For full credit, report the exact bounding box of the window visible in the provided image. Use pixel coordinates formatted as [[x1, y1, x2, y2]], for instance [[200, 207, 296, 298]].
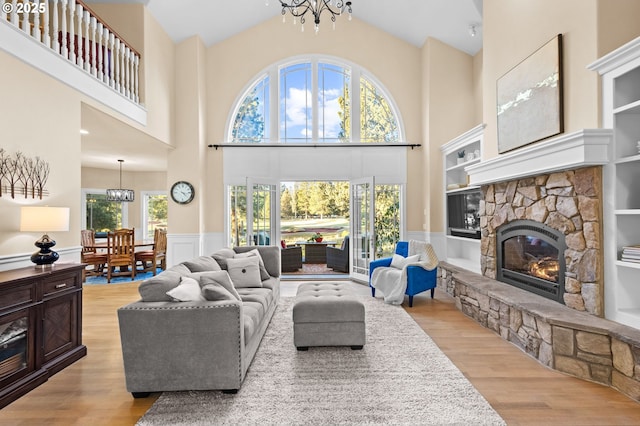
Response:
[[229, 57, 400, 144], [141, 192, 168, 239], [84, 192, 125, 232]]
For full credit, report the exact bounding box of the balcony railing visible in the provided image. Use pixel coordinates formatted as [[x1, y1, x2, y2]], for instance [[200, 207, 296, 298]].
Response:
[[2, 0, 140, 104]]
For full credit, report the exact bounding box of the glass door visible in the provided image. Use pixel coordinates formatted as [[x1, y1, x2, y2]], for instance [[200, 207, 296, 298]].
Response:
[[247, 178, 279, 246], [350, 177, 375, 282]]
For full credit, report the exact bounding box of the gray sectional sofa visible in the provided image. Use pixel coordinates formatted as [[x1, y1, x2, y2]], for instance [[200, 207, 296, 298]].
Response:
[[117, 245, 280, 397]]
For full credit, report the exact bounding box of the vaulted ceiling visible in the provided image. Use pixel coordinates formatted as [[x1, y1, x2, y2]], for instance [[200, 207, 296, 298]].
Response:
[[80, 0, 484, 171]]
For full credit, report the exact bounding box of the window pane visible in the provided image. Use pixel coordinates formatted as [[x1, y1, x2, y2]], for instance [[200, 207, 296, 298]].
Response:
[[360, 77, 399, 143], [318, 63, 350, 142], [86, 193, 122, 232], [375, 184, 401, 257], [144, 194, 167, 239], [231, 76, 269, 143], [229, 185, 247, 247], [280, 63, 312, 142]]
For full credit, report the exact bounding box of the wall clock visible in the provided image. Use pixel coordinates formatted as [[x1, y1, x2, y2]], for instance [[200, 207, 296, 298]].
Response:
[[171, 181, 195, 204]]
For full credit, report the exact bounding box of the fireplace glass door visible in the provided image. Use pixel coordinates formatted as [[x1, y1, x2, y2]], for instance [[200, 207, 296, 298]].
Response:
[[496, 220, 566, 303]]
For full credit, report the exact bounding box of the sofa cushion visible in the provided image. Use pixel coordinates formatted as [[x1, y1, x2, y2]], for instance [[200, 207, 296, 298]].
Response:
[[234, 249, 270, 281], [195, 271, 241, 301], [166, 263, 191, 275], [226, 256, 262, 288], [182, 256, 222, 272], [166, 277, 205, 302], [211, 248, 236, 270], [202, 283, 236, 301], [138, 271, 183, 302], [242, 301, 263, 344], [237, 288, 273, 313]]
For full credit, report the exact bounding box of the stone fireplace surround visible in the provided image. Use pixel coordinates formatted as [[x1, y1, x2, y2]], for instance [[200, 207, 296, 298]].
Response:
[[436, 129, 640, 402]]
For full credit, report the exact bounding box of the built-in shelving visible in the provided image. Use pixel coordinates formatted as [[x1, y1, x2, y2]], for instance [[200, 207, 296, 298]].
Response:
[[589, 35, 640, 330], [440, 124, 485, 274]]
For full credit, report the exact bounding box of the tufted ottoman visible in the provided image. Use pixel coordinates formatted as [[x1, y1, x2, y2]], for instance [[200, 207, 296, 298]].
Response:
[[293, 282, 366, 350]]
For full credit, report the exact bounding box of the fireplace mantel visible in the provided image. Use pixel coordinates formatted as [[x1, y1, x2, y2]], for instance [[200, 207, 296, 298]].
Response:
[[466, 129, 612, 186]]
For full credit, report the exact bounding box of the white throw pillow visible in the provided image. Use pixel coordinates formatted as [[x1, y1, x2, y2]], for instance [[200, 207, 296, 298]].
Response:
[[390, 254, 421, 270], [166, 276, 205, 302], [226, 256, 262, 288]]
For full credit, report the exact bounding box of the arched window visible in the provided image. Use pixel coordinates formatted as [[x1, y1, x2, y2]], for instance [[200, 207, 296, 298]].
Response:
[[229, 57, 401, 144]]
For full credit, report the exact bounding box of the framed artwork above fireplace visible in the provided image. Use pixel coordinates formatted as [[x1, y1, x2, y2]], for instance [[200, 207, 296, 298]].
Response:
[[496, 34, 564, 153]]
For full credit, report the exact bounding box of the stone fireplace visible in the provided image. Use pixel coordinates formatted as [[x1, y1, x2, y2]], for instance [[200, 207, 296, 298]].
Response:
[[480, 167, 603, 316]]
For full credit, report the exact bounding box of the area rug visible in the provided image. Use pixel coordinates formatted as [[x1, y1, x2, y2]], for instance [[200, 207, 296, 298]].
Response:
[[84, 268, 162, 284], [137, 298, 505, 425]]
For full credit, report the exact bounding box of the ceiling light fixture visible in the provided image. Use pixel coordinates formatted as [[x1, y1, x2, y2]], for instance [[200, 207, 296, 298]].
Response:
[[106, 159, 135, 202], [269, 0, 353, 34]]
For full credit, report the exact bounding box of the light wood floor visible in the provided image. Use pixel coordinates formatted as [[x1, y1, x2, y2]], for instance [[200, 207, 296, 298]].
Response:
[[0, 282, 639, 425]]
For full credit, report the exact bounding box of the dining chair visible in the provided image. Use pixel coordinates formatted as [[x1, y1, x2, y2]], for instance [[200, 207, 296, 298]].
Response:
[[135, 228, 167, 276], [106, 228, 136, 283], [80, 229, 108, 281]]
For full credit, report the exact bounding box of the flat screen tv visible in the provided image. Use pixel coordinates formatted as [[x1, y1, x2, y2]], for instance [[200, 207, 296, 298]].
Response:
[[447, 189, 481, 239]]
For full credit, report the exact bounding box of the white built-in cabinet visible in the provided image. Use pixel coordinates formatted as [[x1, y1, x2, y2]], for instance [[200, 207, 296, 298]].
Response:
[[589, 36, 640, 329], [440, 124, 485, 273]]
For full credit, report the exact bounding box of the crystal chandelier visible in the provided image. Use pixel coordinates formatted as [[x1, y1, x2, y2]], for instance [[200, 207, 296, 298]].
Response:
[[106, 159, 135, 202], [273, 0, 353, 34]]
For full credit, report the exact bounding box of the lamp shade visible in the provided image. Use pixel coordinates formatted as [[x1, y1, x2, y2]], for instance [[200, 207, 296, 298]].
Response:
[[20, 207, 70, 232]]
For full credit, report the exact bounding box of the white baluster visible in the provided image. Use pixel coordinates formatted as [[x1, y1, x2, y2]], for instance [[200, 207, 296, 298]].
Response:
[[83, 10, 90, 72], [20, 0, 29, 32], [129, 48, 134, 100], [124, 46, 130, 98], [10, 0, 17, 26], [134, 55, 139, 103], [68, 0, 76, 63], [60, 0, 68, 58], [103, 27, 109, 83], [96, 22, 103, 80], [90, 16, 97, 77], [32, 0, 41, 42], [108, 33, 115, 88], [114, 38, 121, 92], [75, 4, 83, 67], [52, 0, 59, 53], [43, 0, 50, 48]]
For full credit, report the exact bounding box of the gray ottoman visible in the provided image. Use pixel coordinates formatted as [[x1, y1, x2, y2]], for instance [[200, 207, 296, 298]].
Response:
[[293, 282, 366, 350]]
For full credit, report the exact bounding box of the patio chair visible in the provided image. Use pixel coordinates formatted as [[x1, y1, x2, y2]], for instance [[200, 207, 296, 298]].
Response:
[[326, 235, 349, 273], [281, 245, 303, 272]]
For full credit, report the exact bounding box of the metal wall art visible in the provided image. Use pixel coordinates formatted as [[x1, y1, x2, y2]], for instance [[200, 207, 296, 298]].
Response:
[[0, 149, 50, 199]]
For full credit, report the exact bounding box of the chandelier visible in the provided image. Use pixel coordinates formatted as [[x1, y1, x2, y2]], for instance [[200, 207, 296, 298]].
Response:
[[106, 159, 135, 202], [274, 0, 353, 33]]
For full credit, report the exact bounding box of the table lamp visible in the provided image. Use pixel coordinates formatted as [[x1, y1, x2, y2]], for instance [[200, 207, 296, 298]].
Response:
[[20, 206, 70, 267]]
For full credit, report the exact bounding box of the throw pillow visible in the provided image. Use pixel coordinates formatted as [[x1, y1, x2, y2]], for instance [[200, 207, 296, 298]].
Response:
[[182, 255, 222, 272], [226, 256, 262, 288], [166, 276, 205, 302], [194, 271, 241, 300], [138, 270, 183, 302], [201, 283, 236, 301], [390, 254, 421, 270], [211, 248, 236, 270], [234, 249, 270, 281]]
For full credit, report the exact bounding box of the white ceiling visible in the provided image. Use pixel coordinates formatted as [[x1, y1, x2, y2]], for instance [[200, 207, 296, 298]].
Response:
[[81, 0, 483, 171]]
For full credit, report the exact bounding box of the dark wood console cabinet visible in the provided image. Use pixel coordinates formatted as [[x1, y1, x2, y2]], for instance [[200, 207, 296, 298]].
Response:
[[0, 263, 86, 409]]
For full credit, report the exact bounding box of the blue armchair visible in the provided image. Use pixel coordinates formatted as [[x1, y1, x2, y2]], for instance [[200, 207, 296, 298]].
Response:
[[369, 241, 437, 307]]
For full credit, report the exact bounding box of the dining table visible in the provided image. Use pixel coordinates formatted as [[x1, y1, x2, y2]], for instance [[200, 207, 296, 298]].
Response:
[[83, 240, 155, 274]]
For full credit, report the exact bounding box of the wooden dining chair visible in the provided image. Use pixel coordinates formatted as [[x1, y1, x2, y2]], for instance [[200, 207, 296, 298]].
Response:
[[106, 228, 136, 283], [135, 228, 167, 276], [80, 229, 108, 281]]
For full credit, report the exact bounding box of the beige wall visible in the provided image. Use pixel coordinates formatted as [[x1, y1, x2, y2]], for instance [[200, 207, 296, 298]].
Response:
[[204, 16, 423, 233], [0, 52, 82, 255], [422, 38, 476, 233]]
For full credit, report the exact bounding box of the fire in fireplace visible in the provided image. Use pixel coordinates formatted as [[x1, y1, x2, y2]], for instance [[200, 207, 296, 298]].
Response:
[[496, 220, 566, 303]]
